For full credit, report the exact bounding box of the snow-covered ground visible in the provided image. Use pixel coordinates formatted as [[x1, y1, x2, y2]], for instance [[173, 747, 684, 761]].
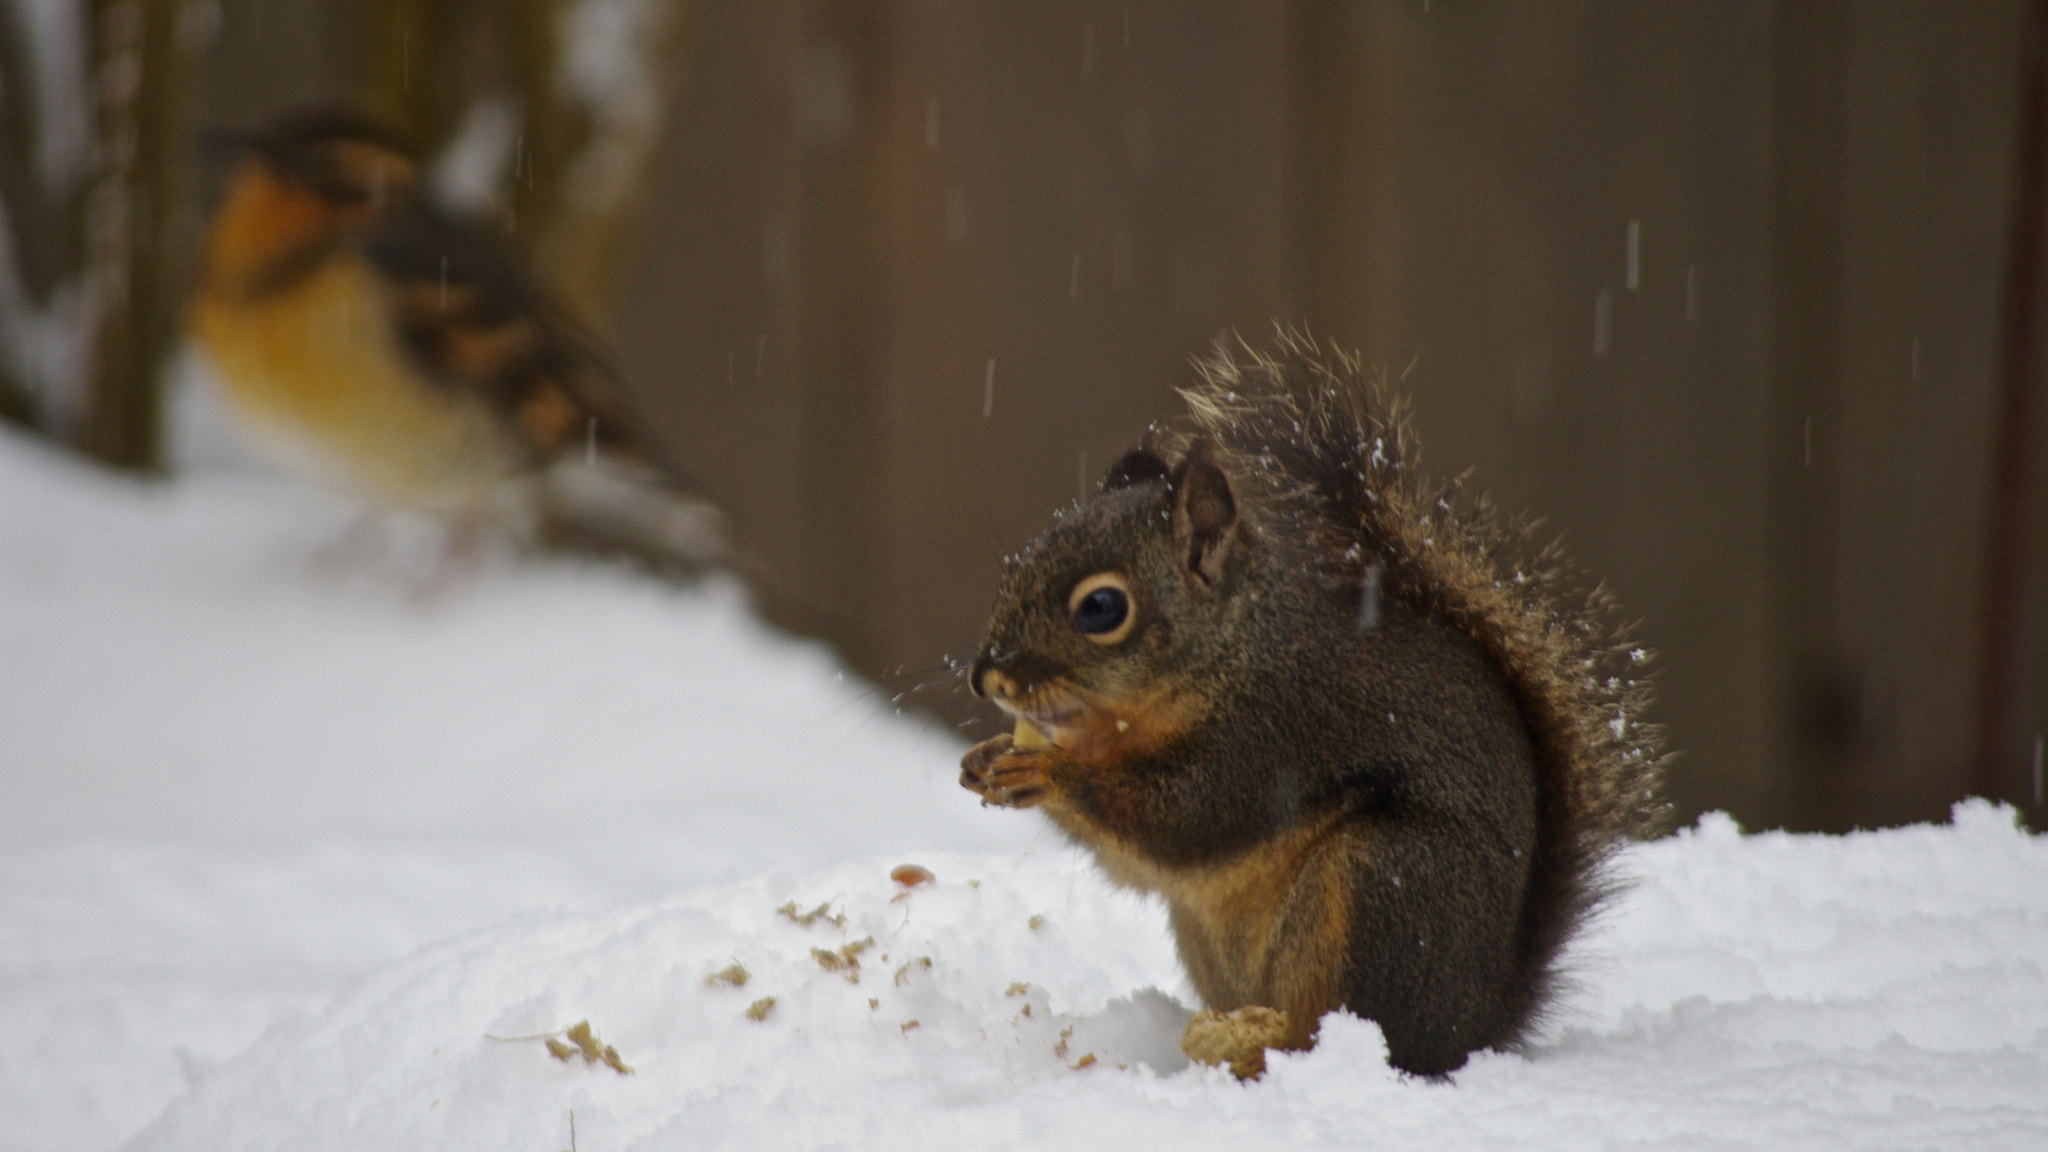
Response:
[[3, 424, 2045, 1151]]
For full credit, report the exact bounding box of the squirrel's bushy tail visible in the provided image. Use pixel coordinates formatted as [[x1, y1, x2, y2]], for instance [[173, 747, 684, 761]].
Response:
[[1172, 326, 1668, 1040]]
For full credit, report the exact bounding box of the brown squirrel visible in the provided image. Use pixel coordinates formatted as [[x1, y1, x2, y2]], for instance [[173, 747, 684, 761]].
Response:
[[959, 331, 1665, 1077]]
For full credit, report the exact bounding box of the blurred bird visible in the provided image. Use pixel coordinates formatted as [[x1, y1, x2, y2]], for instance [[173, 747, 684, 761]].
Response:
[[189, 107, 723, 573]]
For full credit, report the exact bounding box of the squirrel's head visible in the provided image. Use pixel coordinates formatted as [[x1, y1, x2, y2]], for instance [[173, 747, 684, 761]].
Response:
[[969, 436, 1256, 754]]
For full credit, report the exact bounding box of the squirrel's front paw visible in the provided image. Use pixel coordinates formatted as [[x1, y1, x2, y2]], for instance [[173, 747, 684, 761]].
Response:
[[959, 734, 1052, 809]]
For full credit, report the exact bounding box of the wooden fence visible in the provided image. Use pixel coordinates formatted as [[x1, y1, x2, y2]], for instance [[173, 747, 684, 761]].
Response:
[[16, 0, 2043, 832]]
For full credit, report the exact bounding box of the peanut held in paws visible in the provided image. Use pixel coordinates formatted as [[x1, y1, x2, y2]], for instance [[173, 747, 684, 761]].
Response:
[[1011, 717, 1053, 749]]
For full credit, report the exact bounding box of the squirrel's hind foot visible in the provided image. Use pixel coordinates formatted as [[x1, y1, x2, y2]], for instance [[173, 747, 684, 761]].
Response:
[[1181, 1006, 1295, 1081]]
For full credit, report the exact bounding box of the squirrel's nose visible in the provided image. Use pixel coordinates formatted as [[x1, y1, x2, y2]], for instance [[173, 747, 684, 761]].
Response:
[[970, 655, 1016, 702]]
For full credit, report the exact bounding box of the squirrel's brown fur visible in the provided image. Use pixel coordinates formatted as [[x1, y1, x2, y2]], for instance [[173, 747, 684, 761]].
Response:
[[960, 329, 1665, 1076]]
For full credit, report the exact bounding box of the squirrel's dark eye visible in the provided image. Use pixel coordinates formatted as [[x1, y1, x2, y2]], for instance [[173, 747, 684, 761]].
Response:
[[1067, 572, 1136, 644], [1075, 587, 1127, 633]]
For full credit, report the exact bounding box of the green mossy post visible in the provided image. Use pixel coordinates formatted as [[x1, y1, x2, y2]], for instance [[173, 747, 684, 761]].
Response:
[[514, 0, 702, 331], [362, 0, 463, 160], [361, 0, 698, 335]]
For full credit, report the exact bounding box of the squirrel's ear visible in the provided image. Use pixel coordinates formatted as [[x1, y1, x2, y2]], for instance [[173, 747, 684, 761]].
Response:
[[1171, 439, 1237, 586], [1103, 445, 1172, 491]]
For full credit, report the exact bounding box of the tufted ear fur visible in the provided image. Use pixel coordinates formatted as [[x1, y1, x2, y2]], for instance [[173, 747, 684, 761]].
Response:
[[1103, 444, 1173, 491], [1171, 438, 1238, 586]]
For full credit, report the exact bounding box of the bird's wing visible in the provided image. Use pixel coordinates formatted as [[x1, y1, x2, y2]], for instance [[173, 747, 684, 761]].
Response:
[[362, 203, 656, 470]]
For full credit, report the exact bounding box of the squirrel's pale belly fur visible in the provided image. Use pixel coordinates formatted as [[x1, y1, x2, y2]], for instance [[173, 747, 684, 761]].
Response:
[[962, 331, 1665, 1077], [1082, 811, 1361, 1050]]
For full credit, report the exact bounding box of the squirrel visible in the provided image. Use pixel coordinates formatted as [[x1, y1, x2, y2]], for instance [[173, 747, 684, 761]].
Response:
[[959, 330, 1665, 1077]]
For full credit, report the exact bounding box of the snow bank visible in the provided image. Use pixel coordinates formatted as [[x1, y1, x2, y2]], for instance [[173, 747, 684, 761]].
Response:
[[3, 428, 2045, 1151], [0, 427, 1035, 1151], [128, 808, 2048, 1152]]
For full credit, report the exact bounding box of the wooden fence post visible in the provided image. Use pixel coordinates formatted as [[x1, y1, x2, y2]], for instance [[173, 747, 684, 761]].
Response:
[[72, 0, 201, 471]]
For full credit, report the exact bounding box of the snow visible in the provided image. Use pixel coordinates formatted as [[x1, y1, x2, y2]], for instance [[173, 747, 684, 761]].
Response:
[[2, 424, 2045, 1151]]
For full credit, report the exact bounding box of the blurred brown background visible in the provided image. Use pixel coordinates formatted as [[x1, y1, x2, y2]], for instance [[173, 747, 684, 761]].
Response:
[[4, 0, 2044, 834]]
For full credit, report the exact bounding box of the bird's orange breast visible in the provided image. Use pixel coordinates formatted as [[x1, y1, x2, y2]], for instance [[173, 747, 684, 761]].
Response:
[[191, 253, 522, 508]]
